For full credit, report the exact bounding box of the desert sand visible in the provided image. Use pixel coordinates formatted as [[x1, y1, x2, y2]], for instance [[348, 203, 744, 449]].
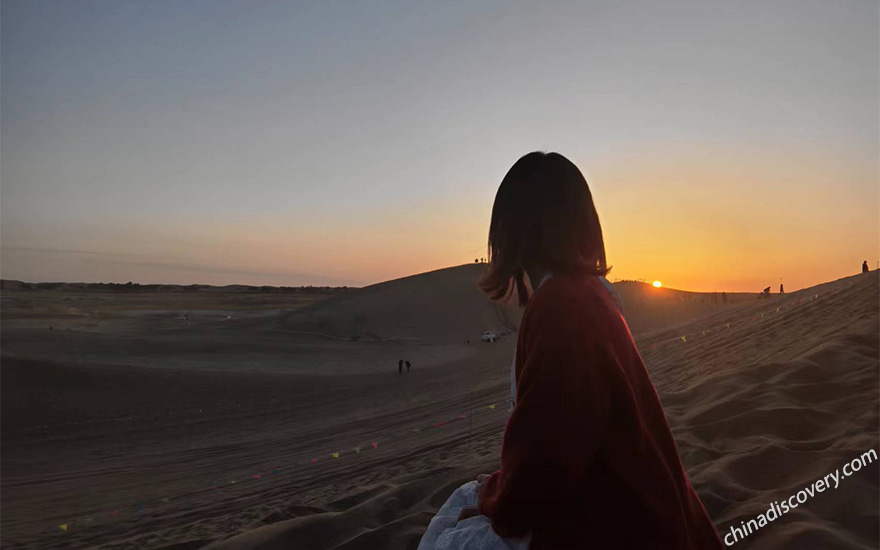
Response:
[[1, 264, 877, 549]]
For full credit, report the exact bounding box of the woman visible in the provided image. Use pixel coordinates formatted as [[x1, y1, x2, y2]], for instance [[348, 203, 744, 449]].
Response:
[[419, 152, 722, 549]]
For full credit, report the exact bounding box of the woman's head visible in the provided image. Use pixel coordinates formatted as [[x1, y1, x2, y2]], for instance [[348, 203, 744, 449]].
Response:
[[480, 151, 608, 305]]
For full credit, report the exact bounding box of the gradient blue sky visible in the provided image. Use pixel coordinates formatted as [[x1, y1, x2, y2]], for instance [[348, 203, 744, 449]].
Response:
[[2, 0, 878, 290]]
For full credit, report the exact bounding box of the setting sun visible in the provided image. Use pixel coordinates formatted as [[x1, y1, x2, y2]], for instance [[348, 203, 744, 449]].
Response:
[[653, 281, 662, 288]]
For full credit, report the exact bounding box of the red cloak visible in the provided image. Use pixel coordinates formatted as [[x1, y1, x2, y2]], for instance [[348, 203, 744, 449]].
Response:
[[479, 272, 722, 549]]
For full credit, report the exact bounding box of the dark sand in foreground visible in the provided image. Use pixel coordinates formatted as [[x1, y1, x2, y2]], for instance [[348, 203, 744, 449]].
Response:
[[2, 266, 877, 549]]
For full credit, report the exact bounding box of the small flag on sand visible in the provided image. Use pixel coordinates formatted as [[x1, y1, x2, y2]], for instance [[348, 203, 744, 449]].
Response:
[[252, 474, 261, 479], [354, 446, 361, 453], [59, 524, 69, 532], [489, 404, 496, 409], [776, 307, 781, 313], [310, 458, 317, 464], [372, 442, 378, 449], [331, 452, 339, 458], [680, 336, 687, 343], [726, 323, 730, 329]]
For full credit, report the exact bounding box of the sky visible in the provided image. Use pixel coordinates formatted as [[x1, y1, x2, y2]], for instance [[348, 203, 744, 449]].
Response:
[[2, 0, 878, 291]]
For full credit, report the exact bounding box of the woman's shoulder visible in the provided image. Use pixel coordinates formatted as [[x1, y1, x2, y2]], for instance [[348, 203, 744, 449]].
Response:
[[519, 273, 632, 386], [523, 272, 620, 335], [528, 272, 610, 312]]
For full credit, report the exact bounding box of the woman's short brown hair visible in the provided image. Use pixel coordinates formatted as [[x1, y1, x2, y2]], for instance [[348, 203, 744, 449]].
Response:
[[479, 151, 609, 305]]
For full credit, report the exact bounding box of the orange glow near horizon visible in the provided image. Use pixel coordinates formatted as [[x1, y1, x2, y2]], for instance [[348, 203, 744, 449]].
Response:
[[2, 145, 877, 293], [587, 143, 879, 294]]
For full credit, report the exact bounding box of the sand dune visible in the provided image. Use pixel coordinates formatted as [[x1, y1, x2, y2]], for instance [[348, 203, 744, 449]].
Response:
[[281, 265, 521, 343], [280, 264, 760, 342], [612, 280, 760, 336], [1, 268, 877, 549]]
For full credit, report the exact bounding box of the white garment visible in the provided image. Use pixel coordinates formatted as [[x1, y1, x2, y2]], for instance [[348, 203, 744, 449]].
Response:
[[417, 481, 532, 550], [510, 271, 555, 407], [599, 276, 624, 313]]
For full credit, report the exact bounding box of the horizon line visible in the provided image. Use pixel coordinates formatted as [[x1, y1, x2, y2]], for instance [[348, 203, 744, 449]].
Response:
[[3, 264, 866, 295]]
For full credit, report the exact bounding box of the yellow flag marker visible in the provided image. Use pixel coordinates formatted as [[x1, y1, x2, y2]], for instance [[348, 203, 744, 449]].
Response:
[[489, 404, 496, 409], [354, 446, 361, 454], [331, 452, 339, 458], [726, 323, 731, 329], [776, 306, 781, 313], [680, 336, 686, 343], [59, 524, 69, 532]]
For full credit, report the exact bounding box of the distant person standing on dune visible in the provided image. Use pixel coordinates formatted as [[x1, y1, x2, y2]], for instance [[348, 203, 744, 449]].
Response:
[[419, 152, 721, 550], [863, 261, 869, 273], [406, 360, 411, 374], [398, 359, 403, 375], [780, 283, 784, 294]]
